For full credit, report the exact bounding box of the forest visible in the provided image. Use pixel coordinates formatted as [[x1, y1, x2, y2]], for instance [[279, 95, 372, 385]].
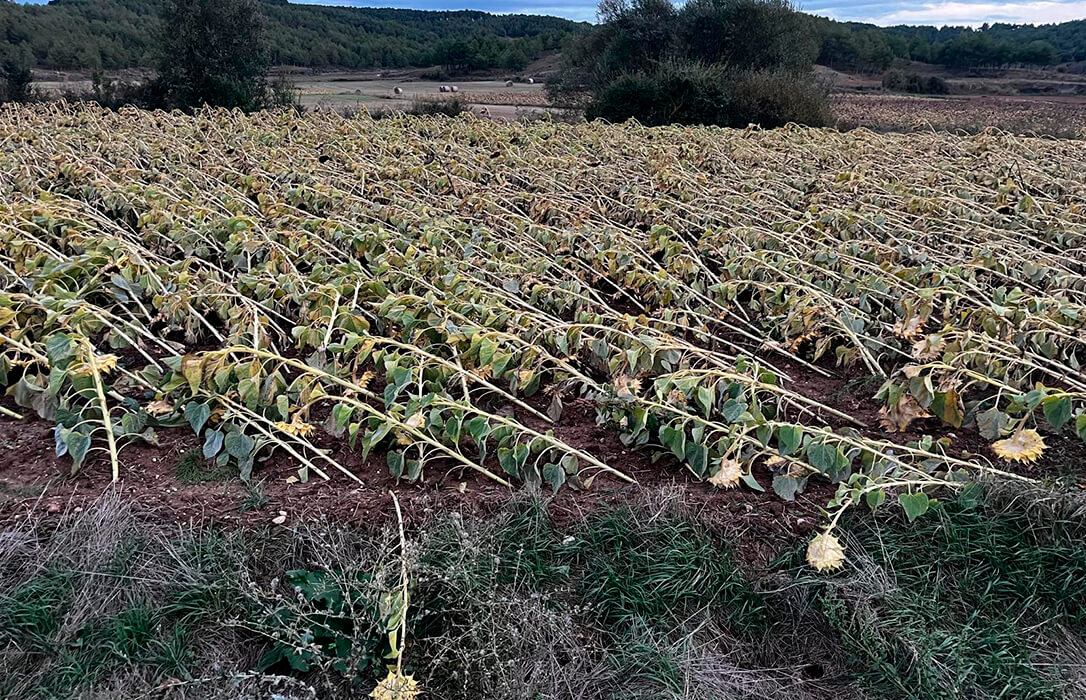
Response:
[[814, 17, 1086, 72], [1, 0, 1085, 73], [0, 0, 578, 70]]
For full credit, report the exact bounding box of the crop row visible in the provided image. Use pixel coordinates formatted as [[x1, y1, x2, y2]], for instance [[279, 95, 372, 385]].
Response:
[[1, 104, 1083, 566]]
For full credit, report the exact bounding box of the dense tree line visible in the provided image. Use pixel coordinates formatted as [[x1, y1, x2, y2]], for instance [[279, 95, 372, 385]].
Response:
[[2, 0, 1085, 76], [813, 18, 1081, 72], [0, 0, 577, 71]]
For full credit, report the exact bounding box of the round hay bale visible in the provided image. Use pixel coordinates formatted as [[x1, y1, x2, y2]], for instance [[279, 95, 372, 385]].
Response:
[[393, 86, 403, 95], [506, 80, 514, 87]]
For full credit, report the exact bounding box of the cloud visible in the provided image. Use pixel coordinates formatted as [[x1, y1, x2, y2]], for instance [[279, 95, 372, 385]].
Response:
[[807, 0, 1086, 25]]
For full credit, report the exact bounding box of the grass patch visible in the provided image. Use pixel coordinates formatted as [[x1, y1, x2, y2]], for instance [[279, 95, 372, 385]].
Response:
[[805, 487, 1086, 699], [569, 506, 766, 632], [173, 449, 233, 484], [5, 487, 1084, 698], [0, 569, 73, 650]]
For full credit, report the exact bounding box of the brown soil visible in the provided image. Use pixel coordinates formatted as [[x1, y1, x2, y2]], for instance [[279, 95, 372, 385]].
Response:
[[0, 395, 834, 570], [3, 354, 1079, 567]]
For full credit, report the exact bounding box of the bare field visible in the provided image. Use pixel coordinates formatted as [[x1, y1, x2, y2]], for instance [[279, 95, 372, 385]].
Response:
[[294, 75, 555, 120], [833, 92, 1086, 137]]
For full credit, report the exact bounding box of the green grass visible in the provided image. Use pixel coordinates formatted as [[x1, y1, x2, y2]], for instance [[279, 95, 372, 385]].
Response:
[[0, 569, 73, 651], [173, 448, 233, 484], [3, 487, 1085, 698], [568, 506, 766, 632], [808, 488, 1086, 699]]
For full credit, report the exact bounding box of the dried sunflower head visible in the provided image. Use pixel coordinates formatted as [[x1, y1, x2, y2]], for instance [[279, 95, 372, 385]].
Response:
[[878, 395, 931, 433], [665, 389, 688, 406], [992, 428, 1046, 463], [275, 414, 316, 438], [370, 671, 421, 700], [68, 353, 120, 376], [806, 532, 846, 572], [613, 375, 642, 399], [145, 399, 174, 416], [892, 315, 924, 340], [95, 353, 120, 374], [708, 459, 742, 489], [911, 333, 945, 361]]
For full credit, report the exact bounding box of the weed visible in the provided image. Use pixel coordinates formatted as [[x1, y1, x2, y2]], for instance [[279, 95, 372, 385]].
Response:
[[240, 479, 270, 512], [174, 448, 232, 484], [803, 487, 1086, 698]]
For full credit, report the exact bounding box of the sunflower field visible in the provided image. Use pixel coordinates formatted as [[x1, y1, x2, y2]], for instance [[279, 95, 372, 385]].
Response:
[[1, 104, 1084, 567]]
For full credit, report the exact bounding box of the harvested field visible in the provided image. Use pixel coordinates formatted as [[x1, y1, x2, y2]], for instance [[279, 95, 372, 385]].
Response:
[[833, 92, 1086, 137]]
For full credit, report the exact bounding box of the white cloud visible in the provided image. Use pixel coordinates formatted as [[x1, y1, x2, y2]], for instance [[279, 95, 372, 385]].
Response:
[[855, 0, 1086, 25]]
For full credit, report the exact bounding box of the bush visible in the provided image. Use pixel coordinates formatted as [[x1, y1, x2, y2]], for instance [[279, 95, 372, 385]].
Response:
[[882, 69, 950, 95], [587, 60, 730, 126], [728, 68, 831, 127], [0, 59, 35, 104], [587, 60, 828, 128], [554, 0, 828, 128], [154, 0, 280, 112], [370, 97, 469, 119], [925, 75, 950, 94], [407, 96, 467, 117]]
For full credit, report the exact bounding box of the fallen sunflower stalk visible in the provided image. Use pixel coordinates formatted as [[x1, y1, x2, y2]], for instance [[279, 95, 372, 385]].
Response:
[[1, 104, 1084, 571]]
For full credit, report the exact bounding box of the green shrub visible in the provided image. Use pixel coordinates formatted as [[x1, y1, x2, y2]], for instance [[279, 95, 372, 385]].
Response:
[[0, 59, 34, 104], [727, 68, 831, 127], [587, 60, 828, 128], [553, 0, 828, 127], [882, 69, 950, 95], [587, 60, 731, 126], [406, 96, 467, 117]]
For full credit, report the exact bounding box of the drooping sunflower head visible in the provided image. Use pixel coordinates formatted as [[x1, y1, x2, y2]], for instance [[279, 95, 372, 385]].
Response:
[[370, 671, 422, 700], [992, 428, 1046, 463], [708, 458, 742, 489], [806, 532, 846, 572]]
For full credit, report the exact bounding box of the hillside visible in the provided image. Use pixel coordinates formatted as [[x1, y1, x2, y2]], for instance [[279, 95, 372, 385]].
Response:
[[4, 0, 1086, 73], [0, 0, 582, 70]]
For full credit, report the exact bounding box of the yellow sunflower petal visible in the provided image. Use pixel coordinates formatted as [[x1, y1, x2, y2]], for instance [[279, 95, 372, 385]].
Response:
[[95, 354, 119, 374], [992, 428, 1046, 463], [806, 533, 846, 572], [274, 415, 316, 438]]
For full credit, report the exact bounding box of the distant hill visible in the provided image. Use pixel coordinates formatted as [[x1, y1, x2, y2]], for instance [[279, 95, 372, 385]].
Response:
[[0, 0, 584, 70], [2, 0, 1085, 74], [812, 16, 1086, 73]]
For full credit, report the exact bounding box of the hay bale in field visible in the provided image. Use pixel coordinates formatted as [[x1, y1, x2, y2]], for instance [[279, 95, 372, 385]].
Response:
[[393, 86, 403, 95], [450, 85, 458, 93], [506, 80, 514, 87], [527, 78, 535, 84]]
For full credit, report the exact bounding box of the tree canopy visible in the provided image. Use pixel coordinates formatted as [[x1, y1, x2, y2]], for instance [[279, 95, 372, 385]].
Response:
[[0, 0, 580, 71], [550, 0, 829, 128]]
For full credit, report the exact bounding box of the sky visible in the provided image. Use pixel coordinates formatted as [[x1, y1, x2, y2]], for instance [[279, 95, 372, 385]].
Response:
[[288, 0, 1086, 25], [17, 0, 1086, 28]]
